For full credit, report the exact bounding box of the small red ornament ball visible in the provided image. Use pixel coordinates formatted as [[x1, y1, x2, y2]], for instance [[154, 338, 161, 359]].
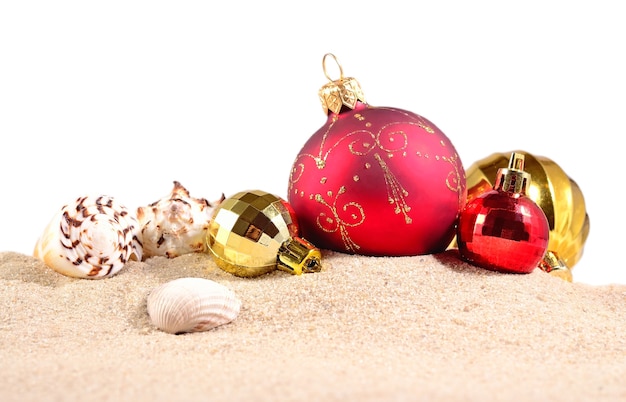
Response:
[[288, 101, 466, 256], [456, 176, 550, 274]]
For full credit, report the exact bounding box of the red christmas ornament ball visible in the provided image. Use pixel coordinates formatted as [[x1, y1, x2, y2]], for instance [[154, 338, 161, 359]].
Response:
[[456, 152, 550, 273], [288, 101, 466, 256], [457, 191, 550, 273]]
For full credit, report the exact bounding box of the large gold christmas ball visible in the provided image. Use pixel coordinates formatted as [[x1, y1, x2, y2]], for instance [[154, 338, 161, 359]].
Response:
[[464, 151, 590, 275]]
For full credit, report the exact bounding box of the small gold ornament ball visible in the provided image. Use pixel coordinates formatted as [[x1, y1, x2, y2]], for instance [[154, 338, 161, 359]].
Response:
[[206, 190, 322, 278]]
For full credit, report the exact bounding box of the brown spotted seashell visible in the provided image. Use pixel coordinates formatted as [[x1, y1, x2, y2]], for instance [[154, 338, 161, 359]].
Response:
[[146, 277, 241, 334], [137, 181, 224, 259], [33, 195, 143, 279]]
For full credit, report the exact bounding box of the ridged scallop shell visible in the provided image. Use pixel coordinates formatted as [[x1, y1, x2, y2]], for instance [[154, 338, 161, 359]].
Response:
[[137, 181, 224, 259], [147, 277, 241, 334], [33, 195, 143, 279]]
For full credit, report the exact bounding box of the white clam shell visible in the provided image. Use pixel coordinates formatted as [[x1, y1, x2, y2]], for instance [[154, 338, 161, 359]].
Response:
[[33, 195, 143, 279], [137, 181, 223, 259], [147, 277, 241, 334]]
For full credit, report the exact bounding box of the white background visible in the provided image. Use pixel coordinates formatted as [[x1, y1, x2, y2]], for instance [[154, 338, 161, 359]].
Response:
[[1, 1, 623, 285]]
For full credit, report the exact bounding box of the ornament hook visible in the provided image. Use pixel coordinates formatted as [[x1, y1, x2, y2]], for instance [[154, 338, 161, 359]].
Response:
[[322, 53, 344, 82]]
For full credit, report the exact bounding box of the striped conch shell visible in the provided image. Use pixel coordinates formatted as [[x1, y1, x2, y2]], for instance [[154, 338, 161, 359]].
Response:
[[137, 181, 224, 259], [33, 195, 143, 279], [147, 277, 241, 334]]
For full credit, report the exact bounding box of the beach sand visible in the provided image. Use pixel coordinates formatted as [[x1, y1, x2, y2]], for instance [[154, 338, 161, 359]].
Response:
[[1, 249, 625, 402]]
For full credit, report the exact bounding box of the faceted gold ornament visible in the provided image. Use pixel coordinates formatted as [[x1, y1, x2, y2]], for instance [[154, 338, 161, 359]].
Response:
[[206, 190, 322, 278], [463, 151, 590, 281]]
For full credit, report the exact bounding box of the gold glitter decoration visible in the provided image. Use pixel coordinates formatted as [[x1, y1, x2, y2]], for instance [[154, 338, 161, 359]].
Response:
[[418, 122, 435, 133], [444, 155, 465, 195], [374, 154, 411, 223], [313, 190, 365, 253]]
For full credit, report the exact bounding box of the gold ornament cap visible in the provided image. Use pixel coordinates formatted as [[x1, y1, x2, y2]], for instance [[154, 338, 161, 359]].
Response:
[[277, 237, 322, 274], [494, 152, 531, 195], [318, 53, 366, 115], [538, 250, 573, 282]]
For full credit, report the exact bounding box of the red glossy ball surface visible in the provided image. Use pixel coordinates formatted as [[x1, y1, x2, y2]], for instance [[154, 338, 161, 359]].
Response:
[[288, 102, 466, 256], [456, 190, 550, 273]]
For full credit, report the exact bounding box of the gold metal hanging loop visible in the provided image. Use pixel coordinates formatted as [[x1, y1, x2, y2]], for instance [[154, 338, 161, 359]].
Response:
[[322, 53, 344, 82]]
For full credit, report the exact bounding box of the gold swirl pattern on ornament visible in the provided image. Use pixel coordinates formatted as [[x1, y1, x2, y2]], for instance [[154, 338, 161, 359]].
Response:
[[441, 154, 465, 208], [289, 162, 306, 189], [308, 129, 374, 170], [377, 107, 436, 133], [349, 126, 408, 157], [313, 186, 364, 253]]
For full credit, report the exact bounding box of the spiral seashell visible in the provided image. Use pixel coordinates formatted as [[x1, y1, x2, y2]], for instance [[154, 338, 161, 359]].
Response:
[[33, 195, 143, 279], [137, 181, 224, 259], [146, 277, 241, 334]]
